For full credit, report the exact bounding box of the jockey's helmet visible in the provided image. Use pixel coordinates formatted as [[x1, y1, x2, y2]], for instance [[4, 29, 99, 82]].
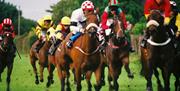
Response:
[[170, 1, 177, 7], [109, 0, 119, 7], [43, 15, 52, 21], [81, 0, 94, 11], [61, 16, 71, 25], [2, 18, 12, 26]]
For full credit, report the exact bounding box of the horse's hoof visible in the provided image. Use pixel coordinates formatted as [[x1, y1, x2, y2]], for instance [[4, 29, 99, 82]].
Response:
[[66, 87, 71, 91], [101, 80, 105, 86], [46, 82, 51, 88], [128, 73, 134, 79], [35, 80, 39, 85], [51, 79, 54, 84], [40, 79, 44, 82], [146, 87, 152, 91]]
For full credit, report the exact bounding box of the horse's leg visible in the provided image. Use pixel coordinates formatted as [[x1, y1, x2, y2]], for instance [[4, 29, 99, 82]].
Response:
[[39, 64, 44, 82], [86, 71, 92, 91], [161, 66, 170, 91], [154, 68, 163, 91], [30, 58, 39, 84], [123, 56, 134, 79], [66, 69, 71, 91], [46, 63, 55, 88], [6, 63, 13, 91], [94, 62, 103, 91], [75, 68, 82, 91], [108, 66, 113, 90], [57, 64, 65, 91], [144, 62, 153, 91], [100, 62, 106, 86], [174, 74, 179, 91]]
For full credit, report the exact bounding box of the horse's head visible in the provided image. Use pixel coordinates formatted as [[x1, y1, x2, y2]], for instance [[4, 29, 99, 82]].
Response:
[[111, 15, 125, 45], [84, 12, 99, 38], [0, 32, 14, 52], [146, 10, 165, 36]]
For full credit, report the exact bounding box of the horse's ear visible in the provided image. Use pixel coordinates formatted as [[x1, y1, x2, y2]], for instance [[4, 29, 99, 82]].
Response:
[[95, 7, 100, 15]]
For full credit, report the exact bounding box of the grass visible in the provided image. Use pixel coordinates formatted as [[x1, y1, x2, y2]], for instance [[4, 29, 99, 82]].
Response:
[[0, 53, 176, 91]]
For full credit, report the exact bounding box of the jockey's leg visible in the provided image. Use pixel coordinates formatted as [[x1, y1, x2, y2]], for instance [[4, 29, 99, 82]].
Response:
[[48, 39, 61, 55], [125, 30, 135, 52], [140, 30, 150, 48], [35, 39, 45, 53], [66, 32, 82, 48]]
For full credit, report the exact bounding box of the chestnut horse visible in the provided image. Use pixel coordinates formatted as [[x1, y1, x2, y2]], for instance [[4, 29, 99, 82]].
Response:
[[102, 15, 133, 91], [55, 12, 103, 91], [0, 32, 16, 91], [29, 39, 51, 85], [140, 10, 175, 91]]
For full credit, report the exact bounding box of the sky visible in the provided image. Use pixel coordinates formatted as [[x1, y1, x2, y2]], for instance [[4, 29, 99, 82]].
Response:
[[5, 0, 59, 21]]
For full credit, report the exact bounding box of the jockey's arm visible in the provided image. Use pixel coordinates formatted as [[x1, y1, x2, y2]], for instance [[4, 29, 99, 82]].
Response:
[[164, 0, 171, 24], [119, 11, 127, 30], [35, 26, 42, 39], [101, 11, 109, 30], [144, 0, 151, 19]]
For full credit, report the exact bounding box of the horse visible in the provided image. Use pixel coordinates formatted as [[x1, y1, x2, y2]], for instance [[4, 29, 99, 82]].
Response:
[[55, 12, 103, 91], [0, 32, 16, 91], [46, 31, 70, 88], [101, 15, 133, 91], [29, 38, 51, 85], [140, 10, 175, 91]]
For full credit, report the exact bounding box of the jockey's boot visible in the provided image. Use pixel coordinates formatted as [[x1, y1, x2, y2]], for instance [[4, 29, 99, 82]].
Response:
[[35, 40, 45, 53], [140, 31, 150, 48], [66, 32, 82, 48], [48, 40, 61, 55]]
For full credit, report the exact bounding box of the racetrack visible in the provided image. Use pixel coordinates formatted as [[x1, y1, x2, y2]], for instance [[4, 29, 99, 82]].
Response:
[[0, 53, 176, 91]]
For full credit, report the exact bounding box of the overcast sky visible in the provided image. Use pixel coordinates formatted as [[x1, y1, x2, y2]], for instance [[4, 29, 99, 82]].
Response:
[[5, 0, 59, 21]]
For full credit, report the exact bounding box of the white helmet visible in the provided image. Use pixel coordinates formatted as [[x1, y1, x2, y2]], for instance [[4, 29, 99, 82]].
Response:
[[81, 0, 94, 11], [170, 1, 177, 7]]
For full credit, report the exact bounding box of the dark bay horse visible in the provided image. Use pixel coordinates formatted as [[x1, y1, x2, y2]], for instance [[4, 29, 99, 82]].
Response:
[[0, 32, 16, 91], [55, 12, 103, 91], [29, 39, 51, 85], [141, 10, 175, 91], [102, 15, 133, 91]]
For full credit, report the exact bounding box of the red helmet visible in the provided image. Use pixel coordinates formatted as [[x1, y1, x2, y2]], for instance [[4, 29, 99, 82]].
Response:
[[2, 18, 12, 26], [81, 0, 94, 11]]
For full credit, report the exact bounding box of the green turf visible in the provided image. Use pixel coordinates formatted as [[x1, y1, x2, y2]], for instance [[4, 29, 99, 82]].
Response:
[[0, 53, 176, 91]]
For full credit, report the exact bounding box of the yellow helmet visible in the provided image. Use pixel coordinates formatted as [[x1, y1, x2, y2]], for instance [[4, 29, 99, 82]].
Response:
[[61, 16, 71, 25], [43, 15, 52, 21]]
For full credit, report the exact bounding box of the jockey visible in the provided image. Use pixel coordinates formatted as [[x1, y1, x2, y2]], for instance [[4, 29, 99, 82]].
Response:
[[48, 16, 71, 55], [169, 1, 180, 38], [34, 15, 54, 53], [0, 18, 16, 56], [66, 0, 95, 48], [99, 0, 134, 52], [141, 0, 172, 48]]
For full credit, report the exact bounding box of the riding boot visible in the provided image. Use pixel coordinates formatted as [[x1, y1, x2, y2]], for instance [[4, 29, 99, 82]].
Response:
[[35, 40, 45, 53], [48, 39, 61, 55], [140, 31, 150, 48], [98, 30, 107, 52], [66, 32, 82, 48]]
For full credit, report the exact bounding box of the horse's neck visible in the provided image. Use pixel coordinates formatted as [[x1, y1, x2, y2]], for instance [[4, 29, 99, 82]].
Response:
[[151, 27, 169, 42], [78, 34, 98, 52], [42, 41, 50, 50]]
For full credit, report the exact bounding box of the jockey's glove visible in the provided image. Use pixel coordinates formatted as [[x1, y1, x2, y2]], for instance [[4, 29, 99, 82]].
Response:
[[145, 14, 149, 19], [164, 17, 170, 25], [80, 28, 85, 33]]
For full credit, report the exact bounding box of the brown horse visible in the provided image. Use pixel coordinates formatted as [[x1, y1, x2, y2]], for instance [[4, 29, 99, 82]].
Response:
[[29, 39, 51, 85], [102, 15, 133, 91], [55, 12, 103, 91], [140, 10, 175, 91], [0, 32, 16, 91]]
